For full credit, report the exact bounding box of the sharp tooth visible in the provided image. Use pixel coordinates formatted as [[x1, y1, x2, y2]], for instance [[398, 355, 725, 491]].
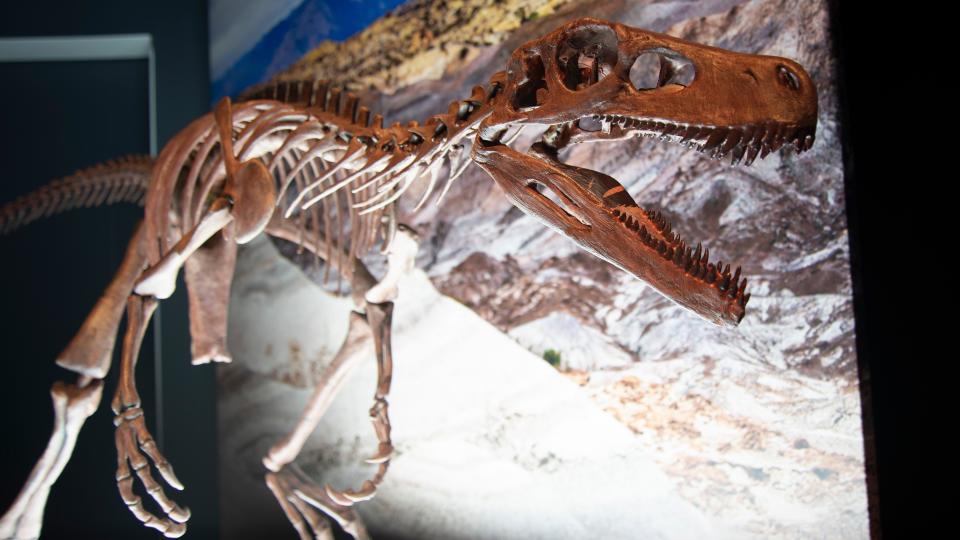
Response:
[[680, 126, 699, 143], [741, 292, 751, 307], [762, 125, 779, 145], [720, 273, 731, 291], [720, 130, 742, 155], [731, 144, 747, 165], [744, 146, 759, 166], [769, 136, 784, 152], [705, 264, 716, 283], [693, 242, 702, 261], [704, 129, 728, 151], [701, 248, 709, 264], [803, 133, 815, 150], [759, 144, 771, 159], [732, 266, 741, 285]]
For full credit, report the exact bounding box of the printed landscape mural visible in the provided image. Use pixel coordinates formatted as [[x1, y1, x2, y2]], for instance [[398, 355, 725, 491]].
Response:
[[210, 1, 869, 538]]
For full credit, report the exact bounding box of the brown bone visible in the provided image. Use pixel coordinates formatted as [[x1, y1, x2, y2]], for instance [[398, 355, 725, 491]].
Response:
[[0, 17, 818, 539], [57, 221, 148, 378]]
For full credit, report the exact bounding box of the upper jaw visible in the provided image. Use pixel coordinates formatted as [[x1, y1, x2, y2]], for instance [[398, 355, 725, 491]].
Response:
[[540, 113, 816, 166]]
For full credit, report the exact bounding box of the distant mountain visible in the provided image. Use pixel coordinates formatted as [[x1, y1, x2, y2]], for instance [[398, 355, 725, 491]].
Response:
[[211, 0, 407, 101]]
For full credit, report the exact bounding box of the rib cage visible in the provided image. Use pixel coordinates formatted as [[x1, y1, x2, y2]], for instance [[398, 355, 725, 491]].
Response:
[[143, 76, 502, 285], [0, 156, 153, 235]]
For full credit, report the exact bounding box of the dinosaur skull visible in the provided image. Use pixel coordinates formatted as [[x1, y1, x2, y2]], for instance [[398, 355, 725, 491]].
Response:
[[474, 18, 818, 327]]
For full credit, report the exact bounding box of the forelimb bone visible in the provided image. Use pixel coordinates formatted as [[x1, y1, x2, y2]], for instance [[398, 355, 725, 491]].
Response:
[[112, 295, 190, 538], [134, 197, 233, 299], [322, 226, 419, 507], [183, 222, 238, 365], [262, 225, 419, 538], [137, 97, 276, 300], [263, 310, 375, 472]]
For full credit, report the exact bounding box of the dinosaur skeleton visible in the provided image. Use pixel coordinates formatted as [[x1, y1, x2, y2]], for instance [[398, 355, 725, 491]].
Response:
[[0, 18, 817, 540]]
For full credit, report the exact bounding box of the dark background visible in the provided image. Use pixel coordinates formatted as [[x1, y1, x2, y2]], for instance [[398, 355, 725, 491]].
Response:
[[831, 1, 912, 538], [0, 1, 216, 539], [0, 1, 906, 539]]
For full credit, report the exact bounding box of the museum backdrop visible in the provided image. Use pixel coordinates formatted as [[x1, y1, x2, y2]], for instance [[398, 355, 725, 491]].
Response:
[[212, 1, 879, 539], [0, 1, 905, 539]]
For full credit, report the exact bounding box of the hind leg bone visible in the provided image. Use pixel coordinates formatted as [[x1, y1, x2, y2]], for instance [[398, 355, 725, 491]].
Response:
[[0, 377, 103, 540], [1, 223, 149, 539]]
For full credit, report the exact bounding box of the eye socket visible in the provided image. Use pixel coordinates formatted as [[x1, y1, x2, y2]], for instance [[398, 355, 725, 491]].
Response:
[[777, 65, 800, 90], [629, 48, 696, 90], [556, 24, 618, 91]]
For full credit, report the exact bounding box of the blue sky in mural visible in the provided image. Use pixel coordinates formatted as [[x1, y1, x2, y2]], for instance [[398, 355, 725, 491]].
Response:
[[210, 0, 407, 102]]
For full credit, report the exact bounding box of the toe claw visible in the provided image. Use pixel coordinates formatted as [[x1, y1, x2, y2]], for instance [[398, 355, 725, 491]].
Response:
[[364, 442, 393, 464], [343, 481, 377, 503], [161, 520, 187, 538], [169, 504, 191, 523], [324, 484, 355, 507]]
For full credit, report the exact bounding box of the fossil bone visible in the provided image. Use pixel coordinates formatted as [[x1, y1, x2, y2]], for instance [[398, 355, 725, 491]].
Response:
[[0, 18, 816, 539]]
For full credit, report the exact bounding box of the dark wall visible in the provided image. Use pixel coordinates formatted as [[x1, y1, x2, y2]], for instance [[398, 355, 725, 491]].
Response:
[[831, 1, 909, 537], [0, 2, 216, 539]]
